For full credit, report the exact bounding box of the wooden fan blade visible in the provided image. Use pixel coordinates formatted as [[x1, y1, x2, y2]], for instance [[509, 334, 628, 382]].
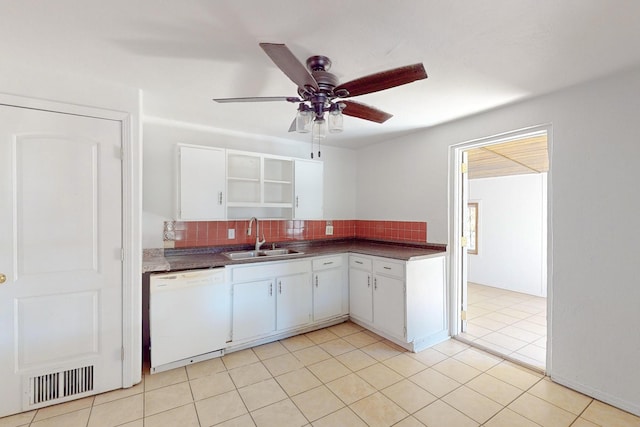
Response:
[[213, 96, 300, 103], [259, 43, 319, 92], [335, 63, 427, 98], [341, 100, 393, 123]]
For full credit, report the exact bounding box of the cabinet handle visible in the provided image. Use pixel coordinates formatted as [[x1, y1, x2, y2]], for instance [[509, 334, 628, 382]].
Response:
[[269, 283, 273, 296], [278, 281, 282, 294], [295, 196, 299, 208], [374, 278, 377, 290], [355, 260, 363, 265], [218, 191, 223, 205], [383, 266, 392, 270], [367, 276, 370, 288], [323, 261, 334, 265], [315, 275, 318, 287]]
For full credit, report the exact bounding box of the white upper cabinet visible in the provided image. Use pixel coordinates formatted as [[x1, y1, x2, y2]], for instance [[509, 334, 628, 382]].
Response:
[[177, 145, 226, 220], [294, 159, 323, 219]]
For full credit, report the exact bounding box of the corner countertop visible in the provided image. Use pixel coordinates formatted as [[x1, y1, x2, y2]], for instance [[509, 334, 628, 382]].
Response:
[[143, 238, 447, 273]]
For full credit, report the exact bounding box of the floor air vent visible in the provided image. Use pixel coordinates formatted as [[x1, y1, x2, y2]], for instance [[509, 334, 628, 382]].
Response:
[[30, 365, 94, 405]]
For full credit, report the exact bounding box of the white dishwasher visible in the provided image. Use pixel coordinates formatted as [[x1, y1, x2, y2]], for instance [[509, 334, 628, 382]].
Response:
[[150, 267, 230, 373]]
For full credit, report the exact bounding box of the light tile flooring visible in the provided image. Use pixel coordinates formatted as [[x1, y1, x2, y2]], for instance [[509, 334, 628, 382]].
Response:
[[3, 322, 640, 427], [460, 282, 547, 370]]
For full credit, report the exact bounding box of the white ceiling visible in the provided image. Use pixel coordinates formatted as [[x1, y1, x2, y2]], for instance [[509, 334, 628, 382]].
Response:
[[2, 0, 640, 149]]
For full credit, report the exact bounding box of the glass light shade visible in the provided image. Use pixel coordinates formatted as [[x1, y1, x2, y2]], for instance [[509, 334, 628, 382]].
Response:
[[328, 110, 343, 133], [312, 118, 326, 141], [296, 110, 311, 133]]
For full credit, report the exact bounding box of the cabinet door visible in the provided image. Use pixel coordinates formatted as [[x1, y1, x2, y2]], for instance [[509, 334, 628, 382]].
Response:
[[232, 280, 275, 341], [294, 160, 323, 219], [276, 273, 312, 330], [349, 268, 373, 322], [178, 145, 225, 220], [373, 275, 405, 339], [313, 268, 343, 321]]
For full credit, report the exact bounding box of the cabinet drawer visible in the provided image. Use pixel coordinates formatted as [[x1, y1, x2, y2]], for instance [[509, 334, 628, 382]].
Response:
[[312, 255, 343, 271], [230, 260, 310, 282], [349, 255, 372, 270], [374, 259, 405, 279]]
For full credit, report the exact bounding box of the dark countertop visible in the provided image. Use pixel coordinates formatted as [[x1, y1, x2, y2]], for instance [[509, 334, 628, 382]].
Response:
[[143, 238, 447, 273]]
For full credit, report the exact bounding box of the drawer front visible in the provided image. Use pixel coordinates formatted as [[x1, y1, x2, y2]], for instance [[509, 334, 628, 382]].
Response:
[[230, 260, 310, 282], [349, 255, 372, 270], [374, 259, 405, 279], [312, 255, 343, 271]]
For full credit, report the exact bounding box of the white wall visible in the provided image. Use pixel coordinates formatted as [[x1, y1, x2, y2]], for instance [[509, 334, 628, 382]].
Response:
[[356, 66, 640, 415], [468, 174, 547, 297], [142, 118, 357, 248]]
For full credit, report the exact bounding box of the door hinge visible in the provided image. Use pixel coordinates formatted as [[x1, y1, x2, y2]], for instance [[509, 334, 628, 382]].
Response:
[[461, 162, 468, 174], [461, 310, 467, 321], [460, 236, 468, 247]]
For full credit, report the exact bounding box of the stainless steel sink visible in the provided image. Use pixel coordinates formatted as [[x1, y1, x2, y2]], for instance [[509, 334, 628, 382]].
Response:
[[222, 248, 302, 260]]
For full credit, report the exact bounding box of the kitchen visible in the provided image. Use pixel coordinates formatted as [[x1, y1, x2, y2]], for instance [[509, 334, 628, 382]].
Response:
[[1, 1, 640, 425]]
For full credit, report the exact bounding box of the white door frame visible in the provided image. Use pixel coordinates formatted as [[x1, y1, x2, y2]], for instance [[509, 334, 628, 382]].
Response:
[[448, 123, 553, 372], [0, 93, 142, 387]]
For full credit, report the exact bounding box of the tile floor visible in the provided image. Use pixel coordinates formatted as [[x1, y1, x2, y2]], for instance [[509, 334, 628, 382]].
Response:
[[460, 282, 547, 370], [2, 322, 639, 427]]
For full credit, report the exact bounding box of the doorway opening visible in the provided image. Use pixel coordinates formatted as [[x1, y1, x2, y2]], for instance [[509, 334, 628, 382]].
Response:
[[449, 126, 550, 372]]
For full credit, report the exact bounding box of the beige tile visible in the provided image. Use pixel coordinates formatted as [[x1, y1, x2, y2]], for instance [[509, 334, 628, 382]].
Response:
[[0, 410, 36, 427], [473, 338, 512, 356], [356, 363, 403, 389], [238, 378, 288, 411], [93, 380, 144, 405], [223, 349, 260, 370], [318, 338, 357, 356], [262, 353, 304, 376], [361, 341, 403, 361], [528, 315, 547, 326], [528, 378, 592, 415], [335, 349, 377, 371], [280, 334, 315, 352], [409, 368, 461, 398], [215, 414, 256, 427], [483, 311, 521, 325], [312, 407, 367, 427], [485, 408, 540, 427], [350, 392, 408, 427], [466, 373, 522, 406], [432, 358, 482, 383], [88, 394, 144, 427], [32, 396, 93, 421], [144, 403, 199, 427], [413, 400, 478, 427], [453, 348, 502, 372], [118, 420, 143, 427], [229, 362, 272, 388], [144, 367, 188, 391], [514, 344, 546, 364], [185, 357, 225, 380], [251, 398, 308, 427], [342, 331, 380, 348], [570, 418, 600, 427], [481, 332, 528, 352], [407, 348, 448, 367], [326, 373, 377, 405], [497, 307, 536, 320], [327, 321, 364, 338], [382, 354, 427, 377], [486, 361, 542, 390], [442, 386, 503, 424], [498, 325, 543, 343], [508, 393, 577, 427], [511, 319, 547, 335], [393, 416, 426, 426], [195, 390, 248, 426], [471, 316, 509, 332], [431, 339, 470, 356], [306, 328, 340, 344], [293, 346, 332, 366], [381, 379, 437, 413], [291, 385, 344, 422], [30, 408, 90, 427], [144, 381, 193, 416], [276, 368, 322, 396], [581, 400, 640, 427], [252, 341, 289, 360], [189, 371, 235, 401], [307, 358, 351, 383]]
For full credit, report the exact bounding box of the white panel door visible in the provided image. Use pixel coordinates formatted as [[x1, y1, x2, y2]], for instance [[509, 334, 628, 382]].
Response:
[[0, 105, 123, 416]]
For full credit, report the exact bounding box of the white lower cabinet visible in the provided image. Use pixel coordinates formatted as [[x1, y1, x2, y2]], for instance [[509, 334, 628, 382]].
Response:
[[276, 272, 312, 330], [312, 255, 348, 322], [232, 279, 276, 342], [373, 273, 405, 339], [349, 256, 373, 323]]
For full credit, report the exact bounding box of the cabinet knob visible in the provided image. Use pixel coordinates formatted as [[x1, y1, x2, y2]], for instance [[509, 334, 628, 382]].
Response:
[[218, 191, 223, 205], [279, 281, 282, 294], [315, 276, 318, 287], [367, 276, 370, 288], [374, 278, 377, 290], [0, 273, 5, 284], [269, 283, 273, 296], [295, 196, 299, 208]]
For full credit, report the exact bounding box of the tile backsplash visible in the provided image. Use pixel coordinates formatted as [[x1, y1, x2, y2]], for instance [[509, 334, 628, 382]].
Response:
[[166, 219, 427, 248]]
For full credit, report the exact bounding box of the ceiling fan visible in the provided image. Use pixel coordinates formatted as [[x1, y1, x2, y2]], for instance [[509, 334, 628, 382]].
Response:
[[213, 43, 427, 136]]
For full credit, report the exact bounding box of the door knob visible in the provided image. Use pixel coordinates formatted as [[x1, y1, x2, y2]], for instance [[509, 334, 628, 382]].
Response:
[[0, 273, 6, 284]]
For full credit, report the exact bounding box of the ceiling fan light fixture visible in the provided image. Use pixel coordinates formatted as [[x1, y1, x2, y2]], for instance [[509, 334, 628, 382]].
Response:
[[312, 117, 326, 141], [296, 105, 311, 133], [328, 105, 344, 133]]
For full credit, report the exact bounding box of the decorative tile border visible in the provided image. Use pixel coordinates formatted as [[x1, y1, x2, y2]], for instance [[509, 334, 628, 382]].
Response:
[[166, 219, 427, 248]]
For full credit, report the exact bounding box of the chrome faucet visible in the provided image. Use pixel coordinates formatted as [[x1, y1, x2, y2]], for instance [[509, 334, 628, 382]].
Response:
[[247, 217, 266, 251]]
